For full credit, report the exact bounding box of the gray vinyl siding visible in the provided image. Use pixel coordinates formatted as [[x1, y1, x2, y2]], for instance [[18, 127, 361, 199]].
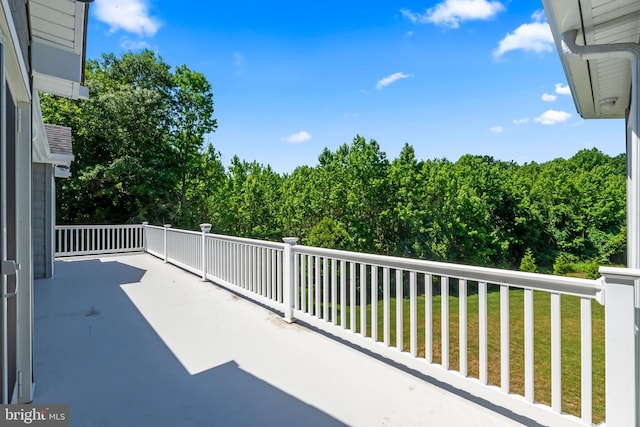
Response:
[[32, 163, 52, 278]]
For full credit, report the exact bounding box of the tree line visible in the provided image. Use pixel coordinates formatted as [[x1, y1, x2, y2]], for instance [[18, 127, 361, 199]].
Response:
[[41, 51, 626, 273]]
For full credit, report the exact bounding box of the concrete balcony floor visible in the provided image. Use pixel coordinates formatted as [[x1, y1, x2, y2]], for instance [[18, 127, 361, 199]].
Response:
[[33, 253, 529, 426]]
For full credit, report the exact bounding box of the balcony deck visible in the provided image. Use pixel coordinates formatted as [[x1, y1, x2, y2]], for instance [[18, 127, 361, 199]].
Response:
[[33, 253, 529, 426]]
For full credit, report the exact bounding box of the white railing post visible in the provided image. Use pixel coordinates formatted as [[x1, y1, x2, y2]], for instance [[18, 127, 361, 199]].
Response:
[[599, 267, 640, 427], [142, 222, 148, 253], [282, 237, 298, 323], [163, 224, 171, 263], [200, 223, 211, 281]]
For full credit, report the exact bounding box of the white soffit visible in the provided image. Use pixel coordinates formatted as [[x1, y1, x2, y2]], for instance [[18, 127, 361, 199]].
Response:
[[30, 0, 89, 99], [544, 0, 640, 119]]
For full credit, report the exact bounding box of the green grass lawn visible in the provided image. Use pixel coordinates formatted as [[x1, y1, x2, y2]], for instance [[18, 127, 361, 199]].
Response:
[[324, 284, 605, 423]]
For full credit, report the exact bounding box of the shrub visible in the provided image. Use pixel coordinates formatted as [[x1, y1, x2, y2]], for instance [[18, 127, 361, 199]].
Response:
[[306, 217, 352, 250], [584, 261, 601, 280], [519, 248, 538, 273], [553, 252, 574, 275]]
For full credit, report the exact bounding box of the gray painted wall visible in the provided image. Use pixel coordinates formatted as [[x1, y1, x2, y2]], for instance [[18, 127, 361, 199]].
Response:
[[32, 163, 53, 279]]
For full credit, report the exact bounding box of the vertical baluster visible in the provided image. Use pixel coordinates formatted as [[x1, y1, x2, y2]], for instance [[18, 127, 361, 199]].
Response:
[[237, 244, 244, 287], [459, 279, 467, 376], [340, 260, 347, 328], [294, 253, 300, 309], [331, 259, 338, 325], [276, 250, 283, 303], [425, 273, 432, 363], [360, 263, 367, 337], [442, 277, 449, 370], [301, 255, 307, 312], [271, 249, 276, 300], [524, 288, 534, 403], [580, 298, 593, 425], [247, 245, 252, 292], [237, 244, 242, 288], [479, 281, 488, 384], [410, 271, 417, 357], [308, 255, 313, 314], [500, 285, 510, 393], [245, 245, 250, 289], [222, 241, 227, 281], [371, 266, 378, 341], [267, 249, 273, 299], [350, 262, 356, 332], [242, 245, 251, 290], [259, 247, 264, 295], [383, 267, 390, 346], [323, 258, 329, 320], [551, 293, 562, 412], [315, 256, 321, 317], [233, 243, 237, 286], [396, 269, 403, 352], [252, 246, 257, 293]]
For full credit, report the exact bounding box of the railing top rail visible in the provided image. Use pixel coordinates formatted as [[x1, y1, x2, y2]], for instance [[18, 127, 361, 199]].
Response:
[[294, 244, 603, 301], [56, 224, 143, 230], [207, 233, 286, 250], [165, 228, 201, 237], [144, 224, 165, 231]]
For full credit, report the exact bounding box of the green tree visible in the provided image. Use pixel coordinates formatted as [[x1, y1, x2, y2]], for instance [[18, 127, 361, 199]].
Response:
[[171, 65, 218, 223], [40, 50, 216, 225]]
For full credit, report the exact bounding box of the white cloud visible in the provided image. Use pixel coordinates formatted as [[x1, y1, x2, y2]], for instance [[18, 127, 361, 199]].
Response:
[[493, 11, 553, 58], [555, 83, 571, 95], [376, 72, 411, 90], [401, 0, 504, 29], [541, 93, 557, 102], [120, 38, 151, 51], [534, 110, 571, 125], [490, 126, 504, 134], [513, 117, 529, 125], [94, 0, 161, 38], [343, 113, 359, 118], [283, 131, 312, 144], [531, 10, 546, 22]]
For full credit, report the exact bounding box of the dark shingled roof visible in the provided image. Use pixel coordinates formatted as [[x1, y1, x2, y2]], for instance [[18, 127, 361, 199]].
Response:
[[44, 124, 72, 156]]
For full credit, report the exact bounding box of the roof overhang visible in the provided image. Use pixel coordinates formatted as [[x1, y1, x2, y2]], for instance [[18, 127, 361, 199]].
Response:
[[32, 92, 74, 169], [30, 0, 90, 100], [543, 0, 640, 119]]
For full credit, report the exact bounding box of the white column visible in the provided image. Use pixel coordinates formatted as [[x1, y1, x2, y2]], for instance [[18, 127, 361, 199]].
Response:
[[163, 224, 171, 263], [282, 237, 298, 323], [627, 60, 640, 427], [600, 267, 639, 427], [141, 222, 148, 252], [200, 223, 211, 281], [15, 102, 32, 403]]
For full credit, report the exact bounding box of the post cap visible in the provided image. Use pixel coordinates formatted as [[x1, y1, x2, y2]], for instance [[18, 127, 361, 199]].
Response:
[[282, 237, 299, 245], [200, 223, 212, 233], [163, 224, 172, 228]]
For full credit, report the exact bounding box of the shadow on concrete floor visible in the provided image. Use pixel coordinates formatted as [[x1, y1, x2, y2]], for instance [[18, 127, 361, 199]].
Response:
[[34, 256, 344, 427]]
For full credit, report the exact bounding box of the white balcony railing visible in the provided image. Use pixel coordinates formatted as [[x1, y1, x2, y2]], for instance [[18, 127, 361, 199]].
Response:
[[54, 223, 639, 427], [55, 224, 144, 257]]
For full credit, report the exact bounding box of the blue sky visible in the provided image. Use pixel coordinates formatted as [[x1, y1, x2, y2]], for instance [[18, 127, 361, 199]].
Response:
[[85, 0, 625, 173]]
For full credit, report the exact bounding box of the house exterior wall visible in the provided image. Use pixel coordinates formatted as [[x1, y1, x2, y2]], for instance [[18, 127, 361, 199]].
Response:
[[32, 163, 53, 279]]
